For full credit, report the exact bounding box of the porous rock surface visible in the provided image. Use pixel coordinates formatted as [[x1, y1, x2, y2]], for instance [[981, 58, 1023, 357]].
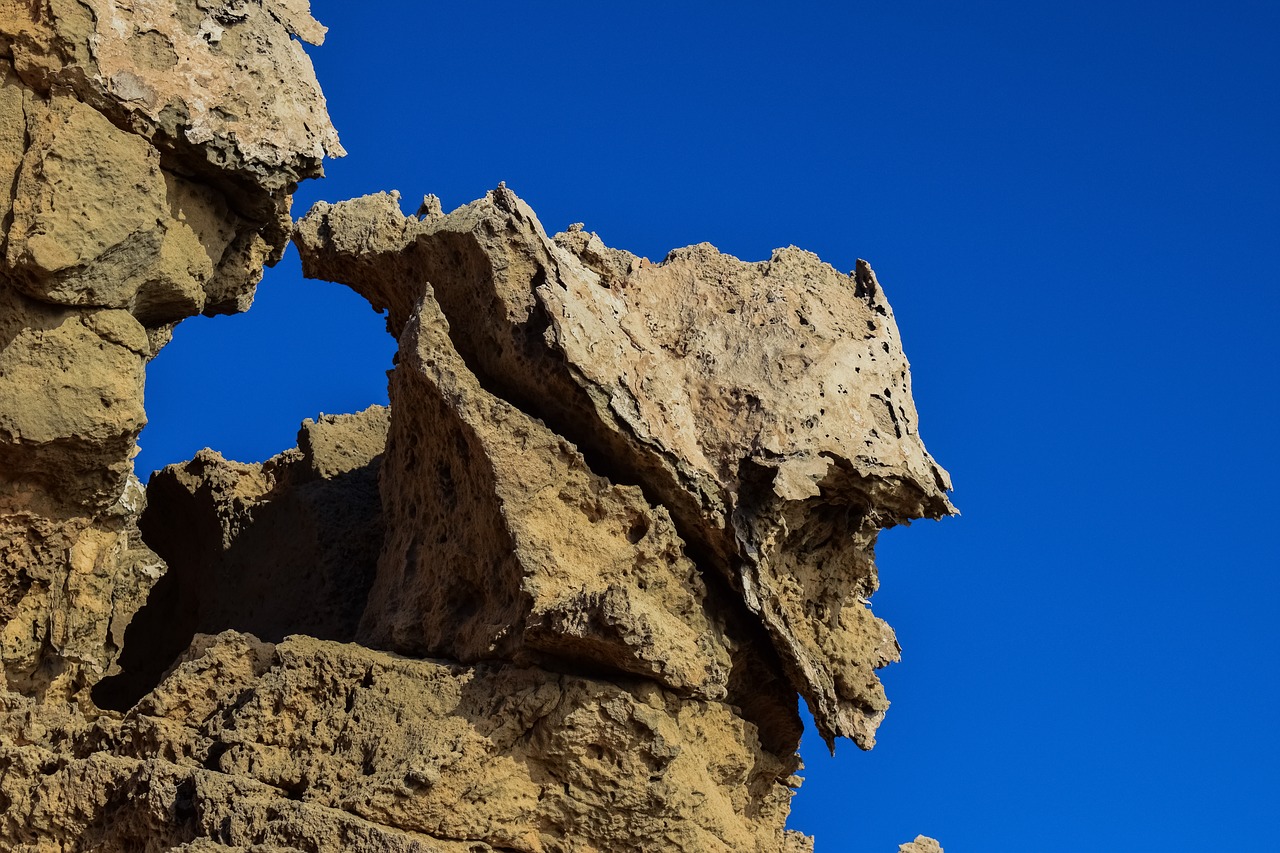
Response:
[[0, 3, 953, 851], [94, 406, 388, 712], [6, 631, 809, 852], [0, 0, 338, 708], [293, 188, 954, 750]]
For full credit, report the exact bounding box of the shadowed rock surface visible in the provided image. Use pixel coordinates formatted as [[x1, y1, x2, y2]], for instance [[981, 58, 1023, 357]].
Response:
[[0, 0, 338, 709], [93, 406, 388, 712], [0, 3, 953, 850]]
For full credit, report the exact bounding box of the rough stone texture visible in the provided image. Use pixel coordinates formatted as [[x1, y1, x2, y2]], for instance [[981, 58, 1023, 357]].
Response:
[[294, 188, 955, 750], [898, 836, 944, 853], [366, 288, 735, 704], [0, 3, 953, 850], [93, 406, 388, 712], [0, 0, 339, 706], [1, 0, 342, 197], [3, 631, 812, 852]]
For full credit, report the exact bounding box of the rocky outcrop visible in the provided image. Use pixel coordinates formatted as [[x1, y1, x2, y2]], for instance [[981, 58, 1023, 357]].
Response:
[[0, 0, 340, 707], [0, 3, 953, 850], [898, 837, 944, 853], [294, 188, 954, 750]]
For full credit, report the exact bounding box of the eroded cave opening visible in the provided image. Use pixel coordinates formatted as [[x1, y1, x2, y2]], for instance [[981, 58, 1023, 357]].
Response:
[[93, 255, 395, 712]]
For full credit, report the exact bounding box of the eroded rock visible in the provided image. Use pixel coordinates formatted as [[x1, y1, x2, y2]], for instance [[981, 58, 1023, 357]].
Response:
[[0, 2, 953, 848], [0, 0, 339, 704], [364, 290, 735, 703], [294, 187, 955, 749], [94, 407, 388, 711], [1, 0, 342, 194], [5, 630, 811, 852]]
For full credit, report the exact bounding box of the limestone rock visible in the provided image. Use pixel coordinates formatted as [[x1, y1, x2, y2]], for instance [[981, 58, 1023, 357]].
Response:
[[363, 289, 735, 703], [93, 407, 388, 711], [7, 95, 209, 319], [0, 0, 343, 194], [0, 0, 339, 705], [294, 187, 955, 749], [5, 630, 807, 852], [0, 3, 954, 848], [898, 836, 944, 853], [0, 284, 159, 703]]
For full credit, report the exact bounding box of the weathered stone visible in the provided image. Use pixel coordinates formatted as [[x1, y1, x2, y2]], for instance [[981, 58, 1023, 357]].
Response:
[[93, 407, 388, 711], [6, 631, 809, 852], [366, 288, 734, 701], [0, 0, 340, 706], [294, 187, 955, 749], [0, 0, 343, 194], [0, 3, 954, 848], [6, 93, 209, 320], [0, 287, 158, 703], [898, 836, 944, 853], [0, 59, 25, 250]]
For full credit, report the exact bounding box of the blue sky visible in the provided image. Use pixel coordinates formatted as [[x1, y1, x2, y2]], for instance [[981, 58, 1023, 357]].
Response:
[[139, 3, 1280, 850]]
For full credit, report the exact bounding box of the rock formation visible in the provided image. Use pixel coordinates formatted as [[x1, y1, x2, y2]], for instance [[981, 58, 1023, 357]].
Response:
[[95, 407, 388, 712], [292, 188, 953, 751], [0, 0, 340, 710], [0, 3, 953, 850]]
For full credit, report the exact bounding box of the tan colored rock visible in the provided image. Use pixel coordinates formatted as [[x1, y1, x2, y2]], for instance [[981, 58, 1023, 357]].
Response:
[[898, 835, 944, 853], [0, 0, 340, 707], [63, 631, 801, 852], [0, 292, 147, 509], [93, 407, 388, 711], [0, 59, 24, 242], [0, 744, 462, 852], [0, 0, 342, 192], [0, 286, 158, 703], [6, 93, 210, 320], [0, 3, 955, 848], [294, 187, 955, 748], [365, 288, 734, 701]]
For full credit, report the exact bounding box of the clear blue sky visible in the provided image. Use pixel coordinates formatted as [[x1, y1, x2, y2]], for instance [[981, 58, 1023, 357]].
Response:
[[138, 3, 1280, 850]]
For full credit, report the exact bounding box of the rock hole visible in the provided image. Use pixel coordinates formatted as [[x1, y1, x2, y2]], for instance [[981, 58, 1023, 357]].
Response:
[[92, 257, 393, 713], [173, 777, 198, 825], [203, 740, 231, 771], [627, 515, 650, 544]]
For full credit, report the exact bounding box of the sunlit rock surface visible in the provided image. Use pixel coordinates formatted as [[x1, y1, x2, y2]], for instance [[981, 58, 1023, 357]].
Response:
[[0, 3, 952, 850], [294, 187, 954, 750], [0, 0, 338, 707]]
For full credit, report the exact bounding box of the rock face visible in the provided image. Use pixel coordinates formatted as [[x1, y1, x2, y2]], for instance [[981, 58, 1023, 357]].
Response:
[[6, 631, 809, 852], [293, 188, 954, 750], [93, 407, 388, 712], [0, 0, 340, 709], [0, 3, 953, 851]]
